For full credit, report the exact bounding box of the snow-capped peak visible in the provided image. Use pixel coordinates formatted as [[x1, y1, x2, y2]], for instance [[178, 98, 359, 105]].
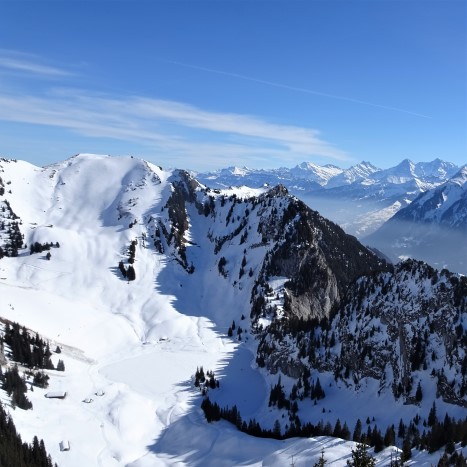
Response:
[[450, 164, 467, 186]]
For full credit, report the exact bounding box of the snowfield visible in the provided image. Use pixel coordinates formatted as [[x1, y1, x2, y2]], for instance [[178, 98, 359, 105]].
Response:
[[0, 155, 464, 466]]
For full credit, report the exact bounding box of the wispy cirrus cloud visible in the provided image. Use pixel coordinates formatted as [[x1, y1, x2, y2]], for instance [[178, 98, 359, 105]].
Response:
[[162, 59, 432, 119], [0, 87, 349, 169], [0, 49, 350, 169], [0, 49, 73, 77]]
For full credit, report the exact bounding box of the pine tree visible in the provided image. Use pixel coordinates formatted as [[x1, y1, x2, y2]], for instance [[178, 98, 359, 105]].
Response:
[[353, 419, 363, 442], [346, 443, 376, 467], [44, 345, 54, 369], [118, 261, 127, 278], [33, 371, 49, 388], [371, 426, 384, 453], [0, 403, 55, 466], [127, 265, 136, 281], [312, 377, 325, 400], [273, 419, 281, 439], [401, 434, 412, 462], [313, 450, 328, 466], [437, 453, 450, 467], [389, 450, 402, 467], [428, 401, 437, 426], [341, 422, 351, 441], [333, 419, 342, 438], [384, 425, 396, 447], [398, 419, 406, 438], [415, 382, 423, 402]]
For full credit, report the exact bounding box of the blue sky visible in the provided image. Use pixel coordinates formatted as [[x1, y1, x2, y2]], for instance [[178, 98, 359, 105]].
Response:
[[0, 1, 465, 171]]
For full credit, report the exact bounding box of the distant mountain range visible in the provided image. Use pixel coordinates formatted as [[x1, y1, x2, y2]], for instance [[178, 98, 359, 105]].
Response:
[[365, 165, 467, 275], [197, 158, 466, 275], [196, 158, 459, 237]]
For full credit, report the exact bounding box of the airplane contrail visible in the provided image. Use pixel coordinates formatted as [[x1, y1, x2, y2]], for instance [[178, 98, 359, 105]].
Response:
[[161, 59, 431, 119]]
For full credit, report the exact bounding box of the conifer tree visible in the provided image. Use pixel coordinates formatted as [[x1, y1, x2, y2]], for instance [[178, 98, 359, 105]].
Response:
[[333, 419, 343, 438], [118, 261, 127, 278], [401, 434, 412, 462], [273, 419, 281, 439], [353, 419, 363, 442], [415, 382, 423, 402], [428, 401, 437, 426], [384, 425, 396, 447], [341, 422, 351, 441], [127, 265, 136, 281], [346, 443, 376, 467], [313, 450, 328, 467]]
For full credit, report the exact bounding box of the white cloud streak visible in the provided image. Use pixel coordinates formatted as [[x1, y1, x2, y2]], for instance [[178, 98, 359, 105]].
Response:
[[0, 49, 72, 77], [0, 88, 349, 168], [163, 59, 432, 119]]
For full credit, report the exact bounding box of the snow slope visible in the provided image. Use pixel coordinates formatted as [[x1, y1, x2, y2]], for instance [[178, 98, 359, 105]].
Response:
[[0, 155, 464, 466]]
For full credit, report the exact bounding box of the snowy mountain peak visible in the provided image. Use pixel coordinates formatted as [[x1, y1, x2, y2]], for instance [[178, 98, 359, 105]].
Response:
[[227, 166, 250, 176], [356, 160, 379, 171], [324, 160, 380, 188], [197, 158, 460, 238], [411, 159, 459, 184], [289, 161, 343, 184], [450, 165, 467, 186], [370, 158, 416, 184], [398, 158, 415, 171]]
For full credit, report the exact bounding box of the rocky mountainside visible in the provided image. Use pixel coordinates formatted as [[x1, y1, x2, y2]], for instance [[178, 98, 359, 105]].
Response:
[[0, 154, 465, 465], [365, 166, 467, 275], [196, 158, 459, 237], [255, 259, 467, 404]]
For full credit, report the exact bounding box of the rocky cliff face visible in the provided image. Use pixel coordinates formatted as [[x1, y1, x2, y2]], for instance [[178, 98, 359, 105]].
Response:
[[255, 258, 467, 407], [251, 195, 387, 323]]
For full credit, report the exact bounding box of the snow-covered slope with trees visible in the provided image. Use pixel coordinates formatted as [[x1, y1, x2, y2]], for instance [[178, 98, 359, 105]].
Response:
[[0, 154, 465, 466]]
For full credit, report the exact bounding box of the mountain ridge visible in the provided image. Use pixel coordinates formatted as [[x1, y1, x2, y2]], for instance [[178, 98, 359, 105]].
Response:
[[0, 154, 465, 466], [196, 158, 459, 237]]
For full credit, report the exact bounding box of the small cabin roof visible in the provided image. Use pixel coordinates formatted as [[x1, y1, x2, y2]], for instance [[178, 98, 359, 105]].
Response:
[[45, 391, 67, 398], [59, 440, 70, 451]]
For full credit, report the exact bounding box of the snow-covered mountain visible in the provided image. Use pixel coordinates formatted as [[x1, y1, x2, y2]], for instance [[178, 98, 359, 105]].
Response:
[[196, 158, 459, 237], [289, 162, 343, 185], [365, 165, 467, 275], [324, 161, 380, 188], [0, 154, 465, 466]]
